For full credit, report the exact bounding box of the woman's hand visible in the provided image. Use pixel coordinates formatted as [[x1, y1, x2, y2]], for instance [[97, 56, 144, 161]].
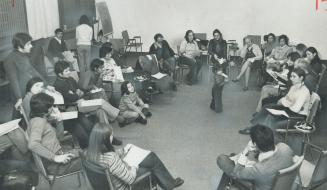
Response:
[[53, 153, 74, 164], [14, 98, 23, 110]]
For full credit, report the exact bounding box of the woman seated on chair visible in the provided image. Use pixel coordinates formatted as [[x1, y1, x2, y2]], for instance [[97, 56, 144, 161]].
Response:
[[179, 30, 202, 85], [255, 52, 301, 113], [303, 47, 322, 92], [250, 68, 310, 131], [232, 37, 263, 91], [27, 93, 81, 175], [23, 77, 94, 148], [85, 123, 184, 190], [262, 33, 278, 57], [118, 81, 152, 127], [208, 29, 227, 73], [265, 35, 293, 71]]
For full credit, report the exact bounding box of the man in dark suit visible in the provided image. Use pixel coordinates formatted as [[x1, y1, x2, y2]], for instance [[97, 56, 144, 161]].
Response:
[[216, 125, 294, 190]]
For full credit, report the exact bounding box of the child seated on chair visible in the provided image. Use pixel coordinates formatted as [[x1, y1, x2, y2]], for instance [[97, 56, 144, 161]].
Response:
[[118, 81, 152, 127], [210, 67, 228, 113]]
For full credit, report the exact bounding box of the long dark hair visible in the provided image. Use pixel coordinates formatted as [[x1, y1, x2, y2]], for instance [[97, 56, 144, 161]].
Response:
[[26, 77, 43, 93], [121, 81, 131, 96], [86, 123, 115, 163], [30, 93, 54, 119], [79, 15, 90, 25], [184, 30, 194, 43], [305, 47, 321, 64], [212, 29, 224, 41]]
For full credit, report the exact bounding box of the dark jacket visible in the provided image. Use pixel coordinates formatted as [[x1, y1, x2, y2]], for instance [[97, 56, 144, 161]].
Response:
[[54, 77, 79, 104], [149, 40, 175, 60], [3, 51, 43, 100], [208, 39, 227, 59], [47, 37, 67, 59]]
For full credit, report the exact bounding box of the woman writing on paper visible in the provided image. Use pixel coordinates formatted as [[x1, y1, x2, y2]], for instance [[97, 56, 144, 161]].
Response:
[[86, 123, 184, 190]]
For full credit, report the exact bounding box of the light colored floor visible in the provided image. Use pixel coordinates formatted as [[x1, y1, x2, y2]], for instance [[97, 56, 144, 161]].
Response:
[[1, 62, 326, 190]]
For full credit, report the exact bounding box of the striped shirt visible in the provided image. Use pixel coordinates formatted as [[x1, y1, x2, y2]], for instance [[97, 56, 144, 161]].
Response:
[[98, 151, 137, 190]]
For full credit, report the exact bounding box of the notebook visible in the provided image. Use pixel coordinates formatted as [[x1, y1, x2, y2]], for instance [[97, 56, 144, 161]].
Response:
[[0, 119, 21, 136], [123, 144, 151, 167], [78, 99, 103, 113]]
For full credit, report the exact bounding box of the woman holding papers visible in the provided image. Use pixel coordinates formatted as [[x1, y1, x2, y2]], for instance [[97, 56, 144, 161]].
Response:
[[208, 29, 228, 73], [27, 93, 81, 175], [254, 52, 300, 113], [86, 123, 184, 190], [119, 81, 152, 127], [240, 68, 310, 135], [250, 68, 310, 130]]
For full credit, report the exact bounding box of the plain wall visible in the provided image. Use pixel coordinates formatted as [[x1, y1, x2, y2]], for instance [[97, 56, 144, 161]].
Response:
[[102, 0, 327, 58]]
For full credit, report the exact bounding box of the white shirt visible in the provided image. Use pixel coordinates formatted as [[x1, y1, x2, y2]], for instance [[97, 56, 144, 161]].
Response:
[[179, 39, 200, 59], [76, 24, 93, 45]]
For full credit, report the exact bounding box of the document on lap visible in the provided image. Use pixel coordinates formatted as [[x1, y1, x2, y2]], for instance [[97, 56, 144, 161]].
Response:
[[0, 119, 21, 136], [78, 99, 103, 113], [266, 108, 289, 118], [60, 111, 78, 120], [123, 144, 151, 167], [151, 72, 167, 79]]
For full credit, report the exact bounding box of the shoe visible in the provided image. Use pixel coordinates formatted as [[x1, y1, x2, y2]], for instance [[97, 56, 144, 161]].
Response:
[[112, 137, 123, 146], [119, 122, 127, 128], [142, 108, 152, 118], [239, 128, 251, 135], [173, 177, 184, 188], [136, 116, 147, 125], [243, 87, 248, 91], [232, 78, 239, 82]]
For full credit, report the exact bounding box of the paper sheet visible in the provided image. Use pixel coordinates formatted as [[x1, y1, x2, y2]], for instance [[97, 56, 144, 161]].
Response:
[[60, 111, 78, 120], [0, 119, 21, 136], [123, 144, 151, 167], [78, 99, 103, 113], [266, 108, 289, 118], [151, 72, 167, 79]]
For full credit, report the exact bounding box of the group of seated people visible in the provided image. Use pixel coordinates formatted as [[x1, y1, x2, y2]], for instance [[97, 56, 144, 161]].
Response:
[[0, 27, 325, 190], [0, 31, 186, 189], [216, 33, 325, 189]]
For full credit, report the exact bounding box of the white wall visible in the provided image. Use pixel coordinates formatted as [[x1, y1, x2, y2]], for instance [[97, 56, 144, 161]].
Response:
[[102, 0, 327, 58]]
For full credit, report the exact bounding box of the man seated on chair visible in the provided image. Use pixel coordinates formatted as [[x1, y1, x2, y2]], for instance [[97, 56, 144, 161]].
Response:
[[47, 28, 67, 63], [53, 61, 124, 144], [27, 93, 81, 175], [149, 33, 177, 78], [232, 37, 263, 91], [216, 125, 294, 190]]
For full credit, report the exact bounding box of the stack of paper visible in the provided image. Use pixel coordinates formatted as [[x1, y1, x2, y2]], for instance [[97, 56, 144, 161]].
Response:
[[0, 119, 21, 136]]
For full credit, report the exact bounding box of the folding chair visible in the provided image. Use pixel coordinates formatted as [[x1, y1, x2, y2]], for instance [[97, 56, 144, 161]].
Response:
[[20, 105, 83, 189], [296, 142, 327, 190], [315, 64, 326, 93], [79, 152, 157, 190], [122, 30, 143, 52]]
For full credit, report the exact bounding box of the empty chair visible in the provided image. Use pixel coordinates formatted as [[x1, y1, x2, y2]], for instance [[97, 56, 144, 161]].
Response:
[[122, 30, 143, 52], [296, 142, 327, 190]]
